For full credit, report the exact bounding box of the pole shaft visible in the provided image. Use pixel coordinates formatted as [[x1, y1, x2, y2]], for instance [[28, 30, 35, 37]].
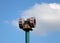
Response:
[[25, 31, 30, 43]]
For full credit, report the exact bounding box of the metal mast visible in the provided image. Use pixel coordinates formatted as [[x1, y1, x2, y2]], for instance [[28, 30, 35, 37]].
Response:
[[19, 17, 36, 43]]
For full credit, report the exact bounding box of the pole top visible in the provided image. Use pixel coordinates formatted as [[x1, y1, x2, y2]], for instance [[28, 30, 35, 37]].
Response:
[[19, 17, 36, 31]]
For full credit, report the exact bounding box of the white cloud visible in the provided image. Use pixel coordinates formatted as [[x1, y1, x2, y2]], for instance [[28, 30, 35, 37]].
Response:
[[49, 3, 60, 9], [12, 19, 19, 28], [21, 3, 60, 35]]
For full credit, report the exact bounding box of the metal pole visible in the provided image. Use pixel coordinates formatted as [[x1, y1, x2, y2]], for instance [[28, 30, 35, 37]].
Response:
[[25, 31, 30, 43]]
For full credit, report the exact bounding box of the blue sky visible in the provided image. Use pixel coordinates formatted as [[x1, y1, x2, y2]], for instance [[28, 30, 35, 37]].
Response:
[[0, 0, 60, 43]]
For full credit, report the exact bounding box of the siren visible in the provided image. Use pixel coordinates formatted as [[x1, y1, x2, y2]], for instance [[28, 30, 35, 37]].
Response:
[[19, 18, 24, 28]]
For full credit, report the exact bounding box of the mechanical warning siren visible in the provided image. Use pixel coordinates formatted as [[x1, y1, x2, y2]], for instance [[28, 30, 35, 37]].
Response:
[[19, 17, 36, 31]]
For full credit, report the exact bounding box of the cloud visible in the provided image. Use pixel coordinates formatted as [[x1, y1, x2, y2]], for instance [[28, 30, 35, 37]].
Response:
[[21, 3, 60, 35], [49, 3, 60, 9], [11, 19, 19, 28]]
